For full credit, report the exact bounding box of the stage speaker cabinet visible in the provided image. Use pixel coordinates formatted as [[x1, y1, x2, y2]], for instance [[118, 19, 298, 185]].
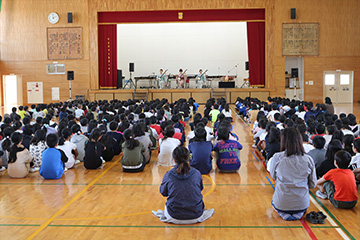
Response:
[[291, 8, 296, 19], [68, 12, 73, 23], [245, 61, 249, 71], [219, 82, 235, 88], [117, 70, 123, 89], [291, 68, 298, 78], [129, 63, 134, 72], [67, 71, 74, 80]]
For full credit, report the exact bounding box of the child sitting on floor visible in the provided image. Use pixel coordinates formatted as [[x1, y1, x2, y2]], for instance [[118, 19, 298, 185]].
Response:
[[84, 128, 105, 170], [316, 150, 358, 209], [153, 146, 214, 224], [121, 129, 146, 172], [214, 125, 242, 172], [5, 132, 33, 178], [188, 127, 213, 174], [40, 134, 68, 179]]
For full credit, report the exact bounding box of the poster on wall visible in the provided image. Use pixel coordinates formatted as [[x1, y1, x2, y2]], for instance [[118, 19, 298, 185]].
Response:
[[47, 27, 83, 60], [282, 23, 319, 56], [27, 82, 44, 103], [52, 87, 60, 101]]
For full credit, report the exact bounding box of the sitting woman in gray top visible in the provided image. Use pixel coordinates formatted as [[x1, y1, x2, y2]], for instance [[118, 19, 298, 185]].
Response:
[[268, 127, 317, 221]]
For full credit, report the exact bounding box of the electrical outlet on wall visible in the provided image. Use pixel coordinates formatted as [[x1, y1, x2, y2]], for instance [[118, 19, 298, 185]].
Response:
[[309, 81, 314, 85]]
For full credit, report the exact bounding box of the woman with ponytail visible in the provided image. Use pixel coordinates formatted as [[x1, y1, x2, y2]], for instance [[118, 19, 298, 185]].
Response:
[[29, 129, 47, 171], [84, 128, 105, 169], [121, 129, 146, 172], [153, 146, 214, 224], [70, 124, 89, 162], [57, 128, 79, 169], [0, 127, 14, 170], [6, 132, 33, 178]]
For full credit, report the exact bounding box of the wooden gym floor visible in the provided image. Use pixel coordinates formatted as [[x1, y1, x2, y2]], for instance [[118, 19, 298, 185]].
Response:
[[0, 104, 359, 240]]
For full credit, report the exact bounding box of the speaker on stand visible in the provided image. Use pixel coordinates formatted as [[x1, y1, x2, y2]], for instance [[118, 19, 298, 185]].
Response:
[[124, 63, 135, 88], [67, 71, 74, 101]]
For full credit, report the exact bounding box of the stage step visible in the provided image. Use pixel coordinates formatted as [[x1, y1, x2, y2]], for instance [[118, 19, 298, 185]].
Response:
[[133, 89, 148, 101], [211, 88, 227, 101]]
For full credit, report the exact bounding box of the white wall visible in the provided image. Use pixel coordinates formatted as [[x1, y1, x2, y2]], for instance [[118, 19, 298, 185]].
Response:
[[117, 22, 248, 87]]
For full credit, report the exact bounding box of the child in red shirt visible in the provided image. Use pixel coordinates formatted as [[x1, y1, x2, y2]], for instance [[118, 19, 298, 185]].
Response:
[[316, 150, 358, 209]]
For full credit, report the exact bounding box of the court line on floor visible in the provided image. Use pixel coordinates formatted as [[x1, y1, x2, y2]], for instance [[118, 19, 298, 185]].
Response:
[[47, 224, 304, 229], [0, 223, 341, 229], [0, 183, 88, 185], [25, 158, 122, 240], [1, 174, 216, 222], [309, 192, 354, 240]]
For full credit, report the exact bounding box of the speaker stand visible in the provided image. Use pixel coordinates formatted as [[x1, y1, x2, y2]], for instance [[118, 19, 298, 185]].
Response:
[[123, 72, 135, 89], [67, 80, 72, 102]]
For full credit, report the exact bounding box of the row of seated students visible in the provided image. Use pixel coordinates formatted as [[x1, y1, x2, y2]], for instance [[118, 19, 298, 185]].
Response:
[[234, 96, 359, 220], [0, 97, 242, 179]]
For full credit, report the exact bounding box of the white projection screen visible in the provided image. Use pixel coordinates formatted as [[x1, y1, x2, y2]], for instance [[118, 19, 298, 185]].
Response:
[[117, 22, 248, 87]]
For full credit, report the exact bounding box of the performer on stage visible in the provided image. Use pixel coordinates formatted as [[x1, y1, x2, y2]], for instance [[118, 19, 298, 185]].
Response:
[[196, 69, 207, 89], [156, 69, 168, 89], [176, 69, 187, 89]]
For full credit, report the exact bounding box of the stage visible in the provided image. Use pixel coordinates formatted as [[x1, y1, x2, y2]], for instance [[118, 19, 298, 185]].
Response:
[[88, 87, 273, 104]]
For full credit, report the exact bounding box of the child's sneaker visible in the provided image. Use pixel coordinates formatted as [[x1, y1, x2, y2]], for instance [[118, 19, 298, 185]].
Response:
[[75, 160, 81, 165], [29, 167, 40, 173], [316, 190, 328, 199], [0, 166, 6, 172]]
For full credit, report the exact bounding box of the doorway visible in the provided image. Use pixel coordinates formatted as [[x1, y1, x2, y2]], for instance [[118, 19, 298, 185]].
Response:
[[2, 74, 23, 114], [323, 71, 353, 104], [285, 57, 304, 100]]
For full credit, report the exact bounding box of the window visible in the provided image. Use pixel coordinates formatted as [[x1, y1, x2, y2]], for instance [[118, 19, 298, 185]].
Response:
[[324, 74, 335, 85], [340, 74, 350, 85]]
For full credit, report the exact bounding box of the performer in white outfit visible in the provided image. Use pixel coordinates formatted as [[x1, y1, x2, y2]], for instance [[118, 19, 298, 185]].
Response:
[[196, 69, 207, 89], [156, 69, 168, 89]]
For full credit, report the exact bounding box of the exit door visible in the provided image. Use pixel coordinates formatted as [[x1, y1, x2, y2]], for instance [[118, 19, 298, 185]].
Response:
[[2, 75, 23, 114], [323, 71, 353, 104]]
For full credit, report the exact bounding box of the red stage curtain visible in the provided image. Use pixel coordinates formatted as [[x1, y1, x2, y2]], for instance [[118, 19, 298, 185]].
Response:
[[98, 25, 117, 88], [247, 22, 265, 86]]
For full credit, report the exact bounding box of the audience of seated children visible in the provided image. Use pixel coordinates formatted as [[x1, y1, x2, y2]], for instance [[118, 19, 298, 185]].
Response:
[[268, 127, 317, 221], [316, 150, 358, 209], [84, 128, 105, 170], [153, 146, 214, 224], [188, 127, 213, 174], [70, 124, 89, 161], [3, 132, 33, 178], [214, 125, 242, 172], [121, 129, 146, 172], [29, 129, 47, 172]]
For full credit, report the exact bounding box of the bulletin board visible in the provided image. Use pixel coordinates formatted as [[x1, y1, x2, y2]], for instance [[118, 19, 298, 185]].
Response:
[[282, 23, 319, 56], [47, 27, 83, 60], [27, 82, 44, 103]]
